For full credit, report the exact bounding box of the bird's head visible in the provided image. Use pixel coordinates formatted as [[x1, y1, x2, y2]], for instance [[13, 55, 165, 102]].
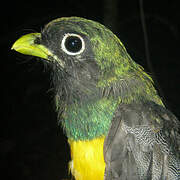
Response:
[[12, 17, 161, 109], [12, 17, 131, 103]]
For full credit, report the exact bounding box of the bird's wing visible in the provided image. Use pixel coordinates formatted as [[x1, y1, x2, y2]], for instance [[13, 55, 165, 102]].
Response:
[[104, 101, 180, 180]]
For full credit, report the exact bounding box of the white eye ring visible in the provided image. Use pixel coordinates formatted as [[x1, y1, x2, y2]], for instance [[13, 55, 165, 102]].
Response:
[[61, 33, 85, 56]]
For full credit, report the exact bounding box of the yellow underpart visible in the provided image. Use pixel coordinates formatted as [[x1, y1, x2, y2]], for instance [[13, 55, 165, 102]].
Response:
[[68, 137, 105, 180]]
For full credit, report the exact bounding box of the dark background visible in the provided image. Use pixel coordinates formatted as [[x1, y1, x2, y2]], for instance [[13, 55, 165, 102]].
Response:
[[2, 0, 180, 179]]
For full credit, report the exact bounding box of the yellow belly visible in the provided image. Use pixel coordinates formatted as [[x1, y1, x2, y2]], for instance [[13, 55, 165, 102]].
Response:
[[68, 137, 105, 180]]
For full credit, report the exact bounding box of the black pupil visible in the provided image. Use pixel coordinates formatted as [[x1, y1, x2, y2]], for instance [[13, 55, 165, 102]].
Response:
[[65, 36, 82, 53]]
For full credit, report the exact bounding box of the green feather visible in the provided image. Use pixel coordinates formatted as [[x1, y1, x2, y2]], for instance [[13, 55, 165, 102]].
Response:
[[61, 98, 117, 140], [12, 17, 164, 141]]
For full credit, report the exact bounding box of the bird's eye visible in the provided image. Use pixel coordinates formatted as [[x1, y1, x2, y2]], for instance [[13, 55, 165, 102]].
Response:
[[61, 33, 85, 55]]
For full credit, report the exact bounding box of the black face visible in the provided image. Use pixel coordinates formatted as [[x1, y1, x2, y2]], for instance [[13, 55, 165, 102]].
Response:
[[41, 22, 96, 67], [40, 21, 101, 105]]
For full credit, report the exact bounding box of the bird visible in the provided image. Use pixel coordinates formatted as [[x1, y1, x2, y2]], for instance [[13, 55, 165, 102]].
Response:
[[12, 17, 180, 180]]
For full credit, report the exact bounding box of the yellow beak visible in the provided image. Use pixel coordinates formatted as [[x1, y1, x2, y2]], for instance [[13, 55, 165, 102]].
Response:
[[11, 33, 65, 67]]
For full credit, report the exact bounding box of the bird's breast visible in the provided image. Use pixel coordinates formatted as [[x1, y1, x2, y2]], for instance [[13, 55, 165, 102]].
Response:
[[68, 137, 105, 180]]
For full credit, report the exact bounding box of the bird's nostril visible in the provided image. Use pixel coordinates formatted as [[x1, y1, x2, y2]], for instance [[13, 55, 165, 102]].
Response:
[[34, 37, 41, 44]]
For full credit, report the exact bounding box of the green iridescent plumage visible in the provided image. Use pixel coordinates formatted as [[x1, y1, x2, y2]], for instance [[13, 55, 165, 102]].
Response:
[[46, 17, 163, 140], [61, 98, 117, 140], [12, 17, 180, 179]]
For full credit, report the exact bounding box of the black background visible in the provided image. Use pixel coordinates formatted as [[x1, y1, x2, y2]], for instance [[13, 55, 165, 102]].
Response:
[[2, 0, 180, 179]]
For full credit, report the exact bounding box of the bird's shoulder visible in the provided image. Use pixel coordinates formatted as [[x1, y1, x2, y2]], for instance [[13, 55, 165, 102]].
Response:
[[103, 101, 180, 180], [113, 101, 179, 137], [105, 101, 180, 151]]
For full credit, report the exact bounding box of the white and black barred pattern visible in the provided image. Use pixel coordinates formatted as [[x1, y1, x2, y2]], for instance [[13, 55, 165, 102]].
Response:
[[104, 102, 180, 180]]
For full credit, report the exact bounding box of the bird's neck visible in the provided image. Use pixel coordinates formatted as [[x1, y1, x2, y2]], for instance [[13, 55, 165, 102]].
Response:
[[56, 74, 163, 141], [60, 97, 118, 141], [54, 60, 163, 141]]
